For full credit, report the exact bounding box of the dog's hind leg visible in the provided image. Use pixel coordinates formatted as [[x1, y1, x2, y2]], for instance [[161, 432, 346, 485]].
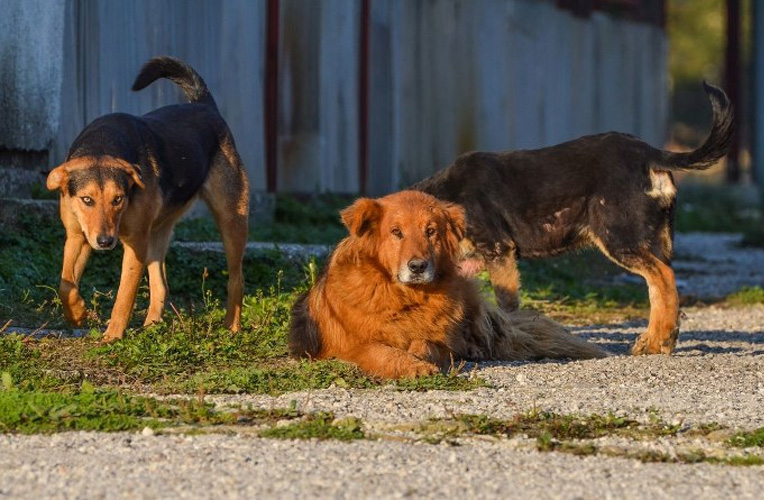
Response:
[[201, 149, 249, 332], [59, 231, 92, 325], [596, 238, 679, 355], [144, 224, 175, 326], [486, 251, 521, 311], [627, 256, 680, 355]]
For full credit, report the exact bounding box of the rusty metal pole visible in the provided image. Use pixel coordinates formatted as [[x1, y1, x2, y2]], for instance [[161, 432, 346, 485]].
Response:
[[265, 0, 280, 193]]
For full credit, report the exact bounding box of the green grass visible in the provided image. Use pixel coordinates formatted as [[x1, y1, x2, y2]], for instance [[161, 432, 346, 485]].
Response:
[[0, 198, 643, 400], [421, 410, 679, 446], [175, 193, 351, 245], [0, 379, 234, 434], [259, 412, 365, 441], [1, 302, 483, 396], [1, 190, 761, 435], [517, 250, 649, 324], [412, 411, 763, 466], [675, 182, 762, 235], [0, 377, 323, 435], [730, 428, 764, 448], [725, 286, 764, 306]]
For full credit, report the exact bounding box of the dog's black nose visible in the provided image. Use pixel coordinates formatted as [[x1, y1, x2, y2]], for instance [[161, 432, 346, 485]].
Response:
[[96, 235, 115, 248], [408, 259, 429, 274]]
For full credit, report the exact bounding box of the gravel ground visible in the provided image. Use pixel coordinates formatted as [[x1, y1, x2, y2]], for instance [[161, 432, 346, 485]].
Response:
[[2, 232, 763, 499]]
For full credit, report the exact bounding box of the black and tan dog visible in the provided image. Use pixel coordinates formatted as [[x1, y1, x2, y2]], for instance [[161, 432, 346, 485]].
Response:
[[414, 82, 733, 355], [46, 56, 249, 342]]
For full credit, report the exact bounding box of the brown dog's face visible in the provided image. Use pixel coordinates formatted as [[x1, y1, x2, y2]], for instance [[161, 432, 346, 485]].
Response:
[[47, 156, 144, 250], [341, 191, 466, 285]]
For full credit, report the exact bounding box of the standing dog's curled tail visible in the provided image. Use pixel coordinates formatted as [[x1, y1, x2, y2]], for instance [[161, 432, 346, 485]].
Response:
[[653, 81, 734, 171], [131, 55, 216, 108]]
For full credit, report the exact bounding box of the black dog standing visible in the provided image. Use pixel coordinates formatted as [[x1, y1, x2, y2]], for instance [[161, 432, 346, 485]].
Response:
[[415, 82, 733, 355]]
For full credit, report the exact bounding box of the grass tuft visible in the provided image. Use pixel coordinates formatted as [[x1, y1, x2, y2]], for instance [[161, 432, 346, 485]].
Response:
[[259, 412, 365, 441], [725, 286, 764, 306]]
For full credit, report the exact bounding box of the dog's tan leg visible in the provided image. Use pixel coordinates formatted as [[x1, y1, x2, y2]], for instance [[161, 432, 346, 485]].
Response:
[[351, 343, 440, 379], [220, 223, 246, 332], [144, 225, 174, 326], [102, 239, 147, 342], [486, 252, 521, 311], [200, 153, 249, 332], [59, 232, 92, 325], [630, 258, 679, 355]]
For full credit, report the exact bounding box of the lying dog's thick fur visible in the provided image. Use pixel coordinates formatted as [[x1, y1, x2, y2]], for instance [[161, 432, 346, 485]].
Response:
[[289, 190, 606, 379], [46, 56, 249, 342], [414, 82, 733, 356]]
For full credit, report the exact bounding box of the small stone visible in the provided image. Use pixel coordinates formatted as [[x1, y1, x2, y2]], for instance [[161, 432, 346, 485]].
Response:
[[141, 427, 155, 437]]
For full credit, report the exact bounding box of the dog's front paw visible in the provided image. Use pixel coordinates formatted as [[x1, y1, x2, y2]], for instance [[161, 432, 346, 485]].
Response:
[[399, 360, 441, 378], [101, 326, 125, 344], [63, 298, 88, 326]]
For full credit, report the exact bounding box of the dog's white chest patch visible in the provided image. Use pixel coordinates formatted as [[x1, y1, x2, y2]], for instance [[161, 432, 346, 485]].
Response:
[[646, 170, 676, 206]]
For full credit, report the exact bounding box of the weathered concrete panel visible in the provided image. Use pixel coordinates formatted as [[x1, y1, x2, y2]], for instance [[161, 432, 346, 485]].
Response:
[[0, 0, 65, 152], [55, 0, 266, 190], [6, 0, 667, 196]]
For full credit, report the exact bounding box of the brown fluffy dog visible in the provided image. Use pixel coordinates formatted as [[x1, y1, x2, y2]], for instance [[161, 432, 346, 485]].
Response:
[[289, 190, 606, 379]]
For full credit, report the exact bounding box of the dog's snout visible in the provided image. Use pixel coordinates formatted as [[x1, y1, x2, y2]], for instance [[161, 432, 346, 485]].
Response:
[[96, 235, 115, 249], [407, 259, 429, 275]]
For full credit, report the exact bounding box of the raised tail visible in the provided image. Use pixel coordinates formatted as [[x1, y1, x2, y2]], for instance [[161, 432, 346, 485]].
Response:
[[653, 81, 734, 171], [131, 56, 216, 107], [485, 309, 608, 361]]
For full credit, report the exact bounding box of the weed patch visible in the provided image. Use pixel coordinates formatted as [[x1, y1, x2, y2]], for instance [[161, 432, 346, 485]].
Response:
[[259, 412, 365, 441], [730, 428, 764, 448], [675, 183, 762, 234], [411, 411, 763, 466], [724, 286, 764, 306]]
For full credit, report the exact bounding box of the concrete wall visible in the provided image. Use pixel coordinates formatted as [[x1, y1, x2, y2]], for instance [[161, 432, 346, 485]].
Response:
[[0, 0, 65, 151], [2, 0, 668, 197], [55, 0, 266, 189], [368, 0, 668, 193]]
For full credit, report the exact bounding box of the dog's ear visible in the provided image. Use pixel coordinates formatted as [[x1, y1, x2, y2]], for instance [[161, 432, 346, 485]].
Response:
[[46, 164, 68, 192], [442, 202, 466, 241], [46, 157, 94, 193], [113, 159, 145, 190], [341, 198, 382, 237]]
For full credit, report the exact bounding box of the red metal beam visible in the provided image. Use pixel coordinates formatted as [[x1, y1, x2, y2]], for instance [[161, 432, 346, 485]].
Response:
[[725, 0, 741, 183], [265, 0, 280, 193]]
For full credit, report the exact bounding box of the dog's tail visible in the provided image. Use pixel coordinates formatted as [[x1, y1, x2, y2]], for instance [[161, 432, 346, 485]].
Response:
[[131, 56, 216, 108], [484, 309, 608, 361], [288, 292, 322, 359], [652, 81, 734, 171]]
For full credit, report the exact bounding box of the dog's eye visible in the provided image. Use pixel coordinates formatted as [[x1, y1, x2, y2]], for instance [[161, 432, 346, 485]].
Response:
[[81, 196, 94, 207], [426, 227, 437, 237], [391, 228, 403, 239], [112, 196, 124, 206]]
